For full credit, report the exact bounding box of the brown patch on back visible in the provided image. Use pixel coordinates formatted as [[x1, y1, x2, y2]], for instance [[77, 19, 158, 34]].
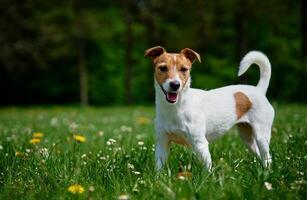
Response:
[[234, 92, 252, 119]]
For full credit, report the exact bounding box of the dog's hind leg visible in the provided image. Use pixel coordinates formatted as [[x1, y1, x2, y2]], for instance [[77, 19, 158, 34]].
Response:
[[237, 123, 260, 157], [252, 123, 272, 168], [250, 104, 274, 168]]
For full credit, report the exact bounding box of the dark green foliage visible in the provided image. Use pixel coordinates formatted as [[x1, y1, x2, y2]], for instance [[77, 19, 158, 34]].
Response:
[[0, 0, 305, 105]]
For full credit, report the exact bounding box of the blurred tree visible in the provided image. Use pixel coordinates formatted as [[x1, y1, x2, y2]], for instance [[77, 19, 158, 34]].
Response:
[[301, 0, 307, 99], [235, 0, 247, 62], [73, 0, 88, 106], [302, 0, 307, 62], [234, 0, 247, 85], [122, 0, 135, 105]]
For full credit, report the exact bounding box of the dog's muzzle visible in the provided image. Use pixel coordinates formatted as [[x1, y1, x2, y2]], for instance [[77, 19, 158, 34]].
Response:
[[160, 80, 180, 104], [169, 81, 180, 91]]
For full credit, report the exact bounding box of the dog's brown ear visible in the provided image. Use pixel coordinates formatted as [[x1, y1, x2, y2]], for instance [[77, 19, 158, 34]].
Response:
[[144, 46, 166, 59], [180, 48, 201, 63]]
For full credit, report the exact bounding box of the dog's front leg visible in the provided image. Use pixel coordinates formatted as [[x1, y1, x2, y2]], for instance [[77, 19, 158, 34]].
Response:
[[155, 135, 169, 170], [193, 138, 212, 171]]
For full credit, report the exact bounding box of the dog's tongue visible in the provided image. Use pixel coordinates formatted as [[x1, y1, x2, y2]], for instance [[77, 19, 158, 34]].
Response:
[[166, 92, 178, 103]]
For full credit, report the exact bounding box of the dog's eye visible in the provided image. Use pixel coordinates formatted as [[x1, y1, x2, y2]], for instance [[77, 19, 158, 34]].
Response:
[[180, 67, 189, 72], [158, 66, 168, 72]]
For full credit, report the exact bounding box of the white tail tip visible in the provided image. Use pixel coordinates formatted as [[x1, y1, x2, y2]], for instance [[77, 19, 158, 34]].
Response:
[[237, 51, 271, 94]]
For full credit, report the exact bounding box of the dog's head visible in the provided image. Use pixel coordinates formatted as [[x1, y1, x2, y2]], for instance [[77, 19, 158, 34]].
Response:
[[145, 46, 201, 104]]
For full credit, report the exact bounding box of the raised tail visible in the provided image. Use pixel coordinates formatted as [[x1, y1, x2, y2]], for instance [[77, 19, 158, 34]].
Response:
[[238, 51, 271, 94]]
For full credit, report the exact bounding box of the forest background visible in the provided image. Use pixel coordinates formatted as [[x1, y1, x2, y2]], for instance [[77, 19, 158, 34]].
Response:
[[1, 0, 306, 106]]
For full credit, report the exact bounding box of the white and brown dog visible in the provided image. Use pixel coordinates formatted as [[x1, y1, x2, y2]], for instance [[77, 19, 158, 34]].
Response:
[[145, 46, 274, 170]]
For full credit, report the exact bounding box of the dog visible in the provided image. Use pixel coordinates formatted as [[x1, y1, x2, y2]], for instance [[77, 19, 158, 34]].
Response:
[[145, 46, 274, 170]]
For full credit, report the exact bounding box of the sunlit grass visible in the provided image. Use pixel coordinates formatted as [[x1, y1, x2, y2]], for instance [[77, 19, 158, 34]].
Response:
[[0, 104, 306, 199]]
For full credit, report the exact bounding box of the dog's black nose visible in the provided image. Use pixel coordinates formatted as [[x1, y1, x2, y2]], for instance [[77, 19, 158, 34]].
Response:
[[169, 81, 180, 91]]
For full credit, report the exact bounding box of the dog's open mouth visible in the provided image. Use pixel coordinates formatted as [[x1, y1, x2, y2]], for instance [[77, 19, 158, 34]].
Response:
[[166, 92, 178, 103], [159, 85, 179, 104]]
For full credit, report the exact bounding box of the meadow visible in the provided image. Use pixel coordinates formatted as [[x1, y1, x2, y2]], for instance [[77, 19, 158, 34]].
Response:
[[0, 104, 306, 199]]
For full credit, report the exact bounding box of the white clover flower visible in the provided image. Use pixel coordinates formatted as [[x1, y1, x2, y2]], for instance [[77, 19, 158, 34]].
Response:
[[39, 148, 49, 158], [89, 186, 95, 192], [69, 122, 78, 131], [178, 176, 186, 180], [115, 147, 122, 151], [107, 138, 117, 146], [50, 117, 59, 127], [0, 145, 3, 150], [120, 125, 132, 132], [98, 131, 104, 136], [132, 171, 141, 175], [109, 138, 116, 143], [264, 182, 272, 190], [127, 163, 135, 169], [118, 194, 129, 200], [137, 141, 144, 146]]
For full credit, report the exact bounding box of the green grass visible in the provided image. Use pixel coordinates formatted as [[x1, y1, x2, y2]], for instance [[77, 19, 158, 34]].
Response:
[[0, 104, 306, 199]]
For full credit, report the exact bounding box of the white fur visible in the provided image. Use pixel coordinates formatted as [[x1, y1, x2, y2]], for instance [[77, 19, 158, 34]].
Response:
[[154, 51, 275, 170], [238, 51, 271, 94]]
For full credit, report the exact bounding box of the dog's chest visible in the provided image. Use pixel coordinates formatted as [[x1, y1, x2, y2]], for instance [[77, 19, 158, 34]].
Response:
[[156, 110, 192, 146]]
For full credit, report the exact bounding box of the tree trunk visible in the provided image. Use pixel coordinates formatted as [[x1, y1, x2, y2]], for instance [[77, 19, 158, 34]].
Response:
[[78, 34, 88, 107], [302, 0, 307, 61], [144, 15, 158, 101], [124, 11, 133, 105], [74, 1, 88, 107], [302, 0, 307, 100]]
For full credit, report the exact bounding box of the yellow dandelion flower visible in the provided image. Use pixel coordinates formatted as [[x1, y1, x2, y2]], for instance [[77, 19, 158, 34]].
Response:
[[73, 135, 86, 143], [29, 138, 41, 145], [33, 132, 44, 138], [15, 151, 23, 157], [68, 184, 85, 194], [136, 116, 151, 125]]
